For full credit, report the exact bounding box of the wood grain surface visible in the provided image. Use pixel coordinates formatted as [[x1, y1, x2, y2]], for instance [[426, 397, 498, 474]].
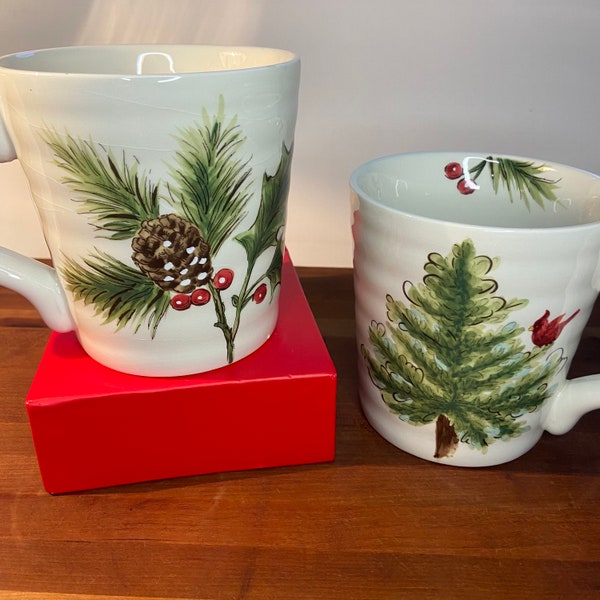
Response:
[[0, 267, 599, 599]]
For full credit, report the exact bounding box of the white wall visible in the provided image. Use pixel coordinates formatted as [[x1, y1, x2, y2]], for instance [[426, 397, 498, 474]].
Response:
[[1, 0, 599, 266]]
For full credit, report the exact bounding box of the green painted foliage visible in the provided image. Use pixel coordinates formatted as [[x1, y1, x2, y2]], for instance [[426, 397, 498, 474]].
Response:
[[62, 250, 170, 336], [466, 156, 560, 210], [363, 239, 565, 453], [44, 97, 291, 360], [168, 98, 252, 255], [235, 143, 292, 298], [43, 129, 160, 239]]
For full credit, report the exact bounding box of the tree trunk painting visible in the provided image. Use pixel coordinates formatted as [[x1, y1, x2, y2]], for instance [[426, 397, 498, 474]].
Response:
[[434, 415, 459, 459]]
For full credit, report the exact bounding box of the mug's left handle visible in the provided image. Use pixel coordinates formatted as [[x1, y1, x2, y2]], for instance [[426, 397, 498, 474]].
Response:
[[0, 117, 75, 333]]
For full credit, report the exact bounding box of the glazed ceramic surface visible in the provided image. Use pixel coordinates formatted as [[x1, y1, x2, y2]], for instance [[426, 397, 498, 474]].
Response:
[[351, 152, 600, 466], [0, 45, 300, 376]]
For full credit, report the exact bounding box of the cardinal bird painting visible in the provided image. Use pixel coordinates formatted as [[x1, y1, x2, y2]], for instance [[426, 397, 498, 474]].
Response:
[[530, 309, 580, 347]]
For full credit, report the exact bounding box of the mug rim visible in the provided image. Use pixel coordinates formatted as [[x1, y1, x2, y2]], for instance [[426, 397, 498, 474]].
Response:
[[0, 44, 299, 77], [350, 151, 600, 233]]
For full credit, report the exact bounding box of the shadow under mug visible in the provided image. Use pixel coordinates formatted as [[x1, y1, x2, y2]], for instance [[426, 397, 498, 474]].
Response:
[[351, 152, 600, 466], [0, 45, 300, 376]]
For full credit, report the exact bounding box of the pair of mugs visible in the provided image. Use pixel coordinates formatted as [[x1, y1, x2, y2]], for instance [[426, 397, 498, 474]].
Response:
[[1, 45, 599, 467]]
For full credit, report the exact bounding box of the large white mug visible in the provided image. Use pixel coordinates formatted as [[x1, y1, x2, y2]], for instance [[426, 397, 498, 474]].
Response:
[[0, 45, 300, 376], [352, 152, 600, 466]]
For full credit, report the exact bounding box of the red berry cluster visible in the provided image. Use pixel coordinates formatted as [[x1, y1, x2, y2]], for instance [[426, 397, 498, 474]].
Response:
[[170, 287, 211, 311], [169, 268, 268, 311], [444, 162, 476, 195]]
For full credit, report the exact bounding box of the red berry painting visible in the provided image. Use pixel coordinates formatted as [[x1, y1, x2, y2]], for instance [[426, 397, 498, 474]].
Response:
[[456, 178, 476, 195], [362, 238, 577, 459], [443, 162, 463, 180], [253, 283, 268, 304], [213, 268, 234, 290], [191, 288, 211, 306], [170, 293, 193, 311], [42, 96, 292, 364], [443, 156, 561, 208]]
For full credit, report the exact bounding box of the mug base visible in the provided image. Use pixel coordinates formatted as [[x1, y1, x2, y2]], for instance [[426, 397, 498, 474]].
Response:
[[73, 297, 279, 377]]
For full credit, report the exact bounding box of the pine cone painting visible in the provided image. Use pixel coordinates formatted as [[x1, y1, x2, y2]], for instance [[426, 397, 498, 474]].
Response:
[[131, 214, 212, 293]]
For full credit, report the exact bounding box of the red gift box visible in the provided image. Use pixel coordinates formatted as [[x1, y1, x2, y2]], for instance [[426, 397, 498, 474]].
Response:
[[25, 252, 337, 494]]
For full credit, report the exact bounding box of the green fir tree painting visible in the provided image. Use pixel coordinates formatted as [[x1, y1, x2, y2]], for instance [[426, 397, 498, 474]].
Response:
[[362, 239, 568, 458], [42, 96, 291, 364]]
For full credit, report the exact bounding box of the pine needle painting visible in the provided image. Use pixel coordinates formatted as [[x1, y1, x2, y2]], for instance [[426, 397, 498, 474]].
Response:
[[443, 155, 560, 208], [42, 97, 291, 364], [362, 239, 578, 459]]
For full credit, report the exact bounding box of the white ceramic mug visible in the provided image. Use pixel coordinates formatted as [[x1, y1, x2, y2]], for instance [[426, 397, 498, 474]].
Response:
[[0, 45, 300, 376], [351, 152, 600, 466]]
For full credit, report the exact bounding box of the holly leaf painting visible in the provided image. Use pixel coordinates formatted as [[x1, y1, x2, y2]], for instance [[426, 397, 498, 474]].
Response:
[[264, 242, 285, 297], [235, 143, 292, 266]]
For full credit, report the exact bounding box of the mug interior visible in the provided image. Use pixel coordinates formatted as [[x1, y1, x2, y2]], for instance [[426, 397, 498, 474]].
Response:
[[0, 45, 297, 76], [351, 152, 600, 229]]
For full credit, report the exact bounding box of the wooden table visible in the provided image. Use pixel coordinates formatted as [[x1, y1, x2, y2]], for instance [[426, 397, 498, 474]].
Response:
[[1, 267, 599, 599]]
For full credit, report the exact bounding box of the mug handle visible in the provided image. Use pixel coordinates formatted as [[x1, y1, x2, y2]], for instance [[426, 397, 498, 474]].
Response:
[[544, 270, 600, 434], [0, 117, 75, 332], [543, 374, 600, 435]]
